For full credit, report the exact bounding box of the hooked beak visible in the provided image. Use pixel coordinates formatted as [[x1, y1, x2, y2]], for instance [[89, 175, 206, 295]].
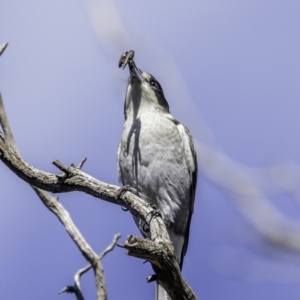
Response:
[[118, 50, 143, 83], [129, 59, 143, 83]]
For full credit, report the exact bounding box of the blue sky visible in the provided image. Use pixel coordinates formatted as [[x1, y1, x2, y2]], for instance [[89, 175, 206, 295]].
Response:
[[1, 1, 300, 299]]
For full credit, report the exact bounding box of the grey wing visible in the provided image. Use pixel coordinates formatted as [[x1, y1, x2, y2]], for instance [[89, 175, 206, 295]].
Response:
[[117, 141, 125, 185], [175, 122, 198, 265]]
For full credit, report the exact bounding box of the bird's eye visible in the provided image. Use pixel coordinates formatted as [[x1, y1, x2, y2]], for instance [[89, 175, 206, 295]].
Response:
[[150, 78, 161, 90]]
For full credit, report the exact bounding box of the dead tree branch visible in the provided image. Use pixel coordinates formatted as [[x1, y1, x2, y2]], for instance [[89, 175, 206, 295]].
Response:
[[0, 95, 107, 300], [59, 234, 122, 300], [0, 98, 196, 299]]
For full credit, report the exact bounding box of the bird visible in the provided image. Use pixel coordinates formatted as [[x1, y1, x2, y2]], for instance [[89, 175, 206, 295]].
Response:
[[117, 51, 198, 300]]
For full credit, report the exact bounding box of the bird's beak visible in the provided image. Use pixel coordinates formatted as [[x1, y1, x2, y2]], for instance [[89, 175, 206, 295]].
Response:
[[129, 59, 143, 83], [118, 50, 143, 83]]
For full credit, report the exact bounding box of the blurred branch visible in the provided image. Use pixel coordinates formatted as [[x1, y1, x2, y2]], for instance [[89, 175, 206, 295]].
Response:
[[0, 95, 107, 300], [59, 234, 121, 300], [196, 142, 300, 252], [266, 160, 300, 201], [0, 42, 8, 56]]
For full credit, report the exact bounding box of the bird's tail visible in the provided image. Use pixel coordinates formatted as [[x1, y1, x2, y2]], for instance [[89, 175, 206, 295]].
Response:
[[156, 283, 171, 300]]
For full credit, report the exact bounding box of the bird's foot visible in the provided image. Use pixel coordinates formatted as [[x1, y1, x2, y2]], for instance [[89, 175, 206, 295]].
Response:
[[146, 203, 162, 221], [142, 204, 162, 233], [116, 185, 137, 199], [116, 185, 137, 211]]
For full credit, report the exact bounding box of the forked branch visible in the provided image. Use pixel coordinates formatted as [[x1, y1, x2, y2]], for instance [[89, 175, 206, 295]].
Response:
[[0, 96, 196, 299]]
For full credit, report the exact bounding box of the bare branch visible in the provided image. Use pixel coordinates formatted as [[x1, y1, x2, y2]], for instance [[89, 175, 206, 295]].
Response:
[[59, 234, 121, 300], [0, 98, 107, 300], [0, 45, 195, 297], [75, 233, 121, 288], [34, 188, 107, 300], [123, 236, 195, 300], [98, 233, 122, 260], [77, 157, 87, 170], [0, 94, 18, 153], [0, 131, 196, 299]]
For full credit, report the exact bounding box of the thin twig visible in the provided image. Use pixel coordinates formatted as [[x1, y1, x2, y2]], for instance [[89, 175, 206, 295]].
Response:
[[77, 157, 87, 170], [0, 93, 17, 153], [75, 233, 121, 288], [59, 234, 121, 300]]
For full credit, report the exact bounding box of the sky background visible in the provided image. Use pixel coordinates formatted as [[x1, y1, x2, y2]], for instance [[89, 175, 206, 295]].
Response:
[[1, 1, 300, 299]]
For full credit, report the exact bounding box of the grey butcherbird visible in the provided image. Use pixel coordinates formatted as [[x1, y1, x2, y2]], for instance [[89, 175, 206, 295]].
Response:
[[117, 51, 198, 300]]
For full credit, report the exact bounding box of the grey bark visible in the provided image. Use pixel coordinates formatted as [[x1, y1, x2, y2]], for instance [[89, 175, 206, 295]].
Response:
[[0, 101, 197, 299]]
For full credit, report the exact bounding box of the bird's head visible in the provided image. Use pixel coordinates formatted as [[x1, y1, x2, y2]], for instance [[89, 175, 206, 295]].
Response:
[[119, 51, 170, 119]]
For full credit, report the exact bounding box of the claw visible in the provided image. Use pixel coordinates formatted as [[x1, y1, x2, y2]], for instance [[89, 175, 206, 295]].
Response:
[[146, 206, 162, 223], [116, 185, 137, 211], [116, 185, 137, 199]]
